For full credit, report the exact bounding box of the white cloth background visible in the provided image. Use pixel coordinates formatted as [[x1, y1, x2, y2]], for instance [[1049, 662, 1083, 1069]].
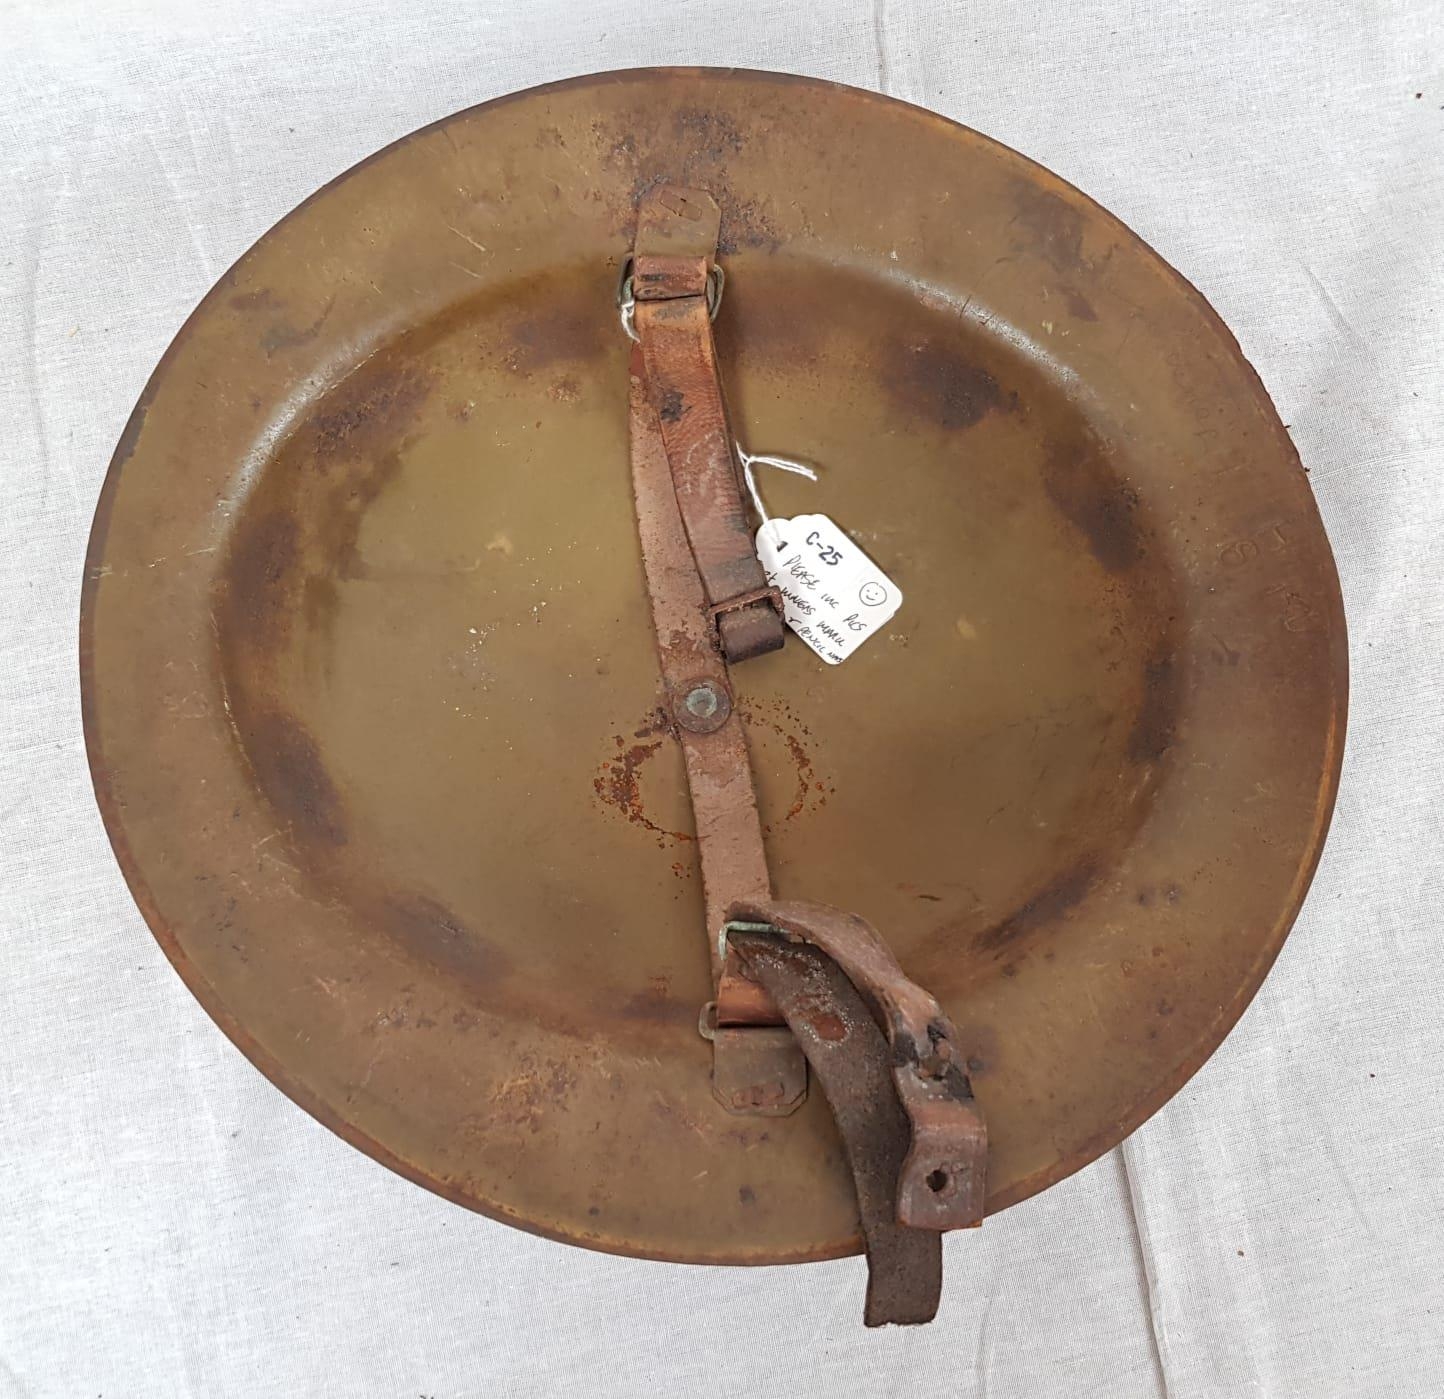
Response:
[[3, 2, 1441, 1394]]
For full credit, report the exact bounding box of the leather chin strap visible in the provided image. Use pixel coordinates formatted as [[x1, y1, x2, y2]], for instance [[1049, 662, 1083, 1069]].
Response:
[[729, 935, 943, 1326], [631, 185, 786, 664], [625, 185, 987, 1325]]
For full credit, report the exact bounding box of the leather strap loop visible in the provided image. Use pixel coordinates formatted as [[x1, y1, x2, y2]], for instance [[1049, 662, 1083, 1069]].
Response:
[[632, 186, 785, 663]]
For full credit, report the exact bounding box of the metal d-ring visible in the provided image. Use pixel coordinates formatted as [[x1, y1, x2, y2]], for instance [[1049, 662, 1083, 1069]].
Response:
[[617, 256, 725, 341]]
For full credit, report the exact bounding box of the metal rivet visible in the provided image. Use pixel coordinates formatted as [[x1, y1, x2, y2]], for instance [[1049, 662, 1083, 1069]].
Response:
[[673, 678, 731, 733], [686, 686, 719, 718]]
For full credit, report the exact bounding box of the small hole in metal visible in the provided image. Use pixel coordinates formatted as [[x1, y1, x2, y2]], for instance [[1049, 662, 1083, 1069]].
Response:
[[926, 1169, 948, 1193]]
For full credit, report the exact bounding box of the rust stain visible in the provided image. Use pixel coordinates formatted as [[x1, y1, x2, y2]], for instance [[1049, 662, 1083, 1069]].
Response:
[[674, 106, 744, 157], [308, 362, 434, 467], [598, 128, 638, 184], [593, 703, 828, 843], [222, 512, 299, 649], [715, 200, 782, 255], [774, 728, 815, 827], [240, 709, 347, 847], [223, 425, 409, 670], [1129, 651, 1180, 764], [883, 334, 1013, 431], [260, 298, 335, 356], [973, 857, 1100, 953], [1061, 286, 1098, 322], [1012, 182, 1088, 273], [485, 1053, 577, 1135], [738, 698, 831, 833], [634, 710, 670, 740], [301, 573, 340, 639], [504, 304, 605, 374], [229, 288, 280, 312], [593, 736, 686, 841], [1041, 433, 1143, 574], [377, 891, 513, 989], [674, 108, 782, 252], [597, 108, 781, 252], [806, 1010, 847, 1042], [715, 269, 824, 369], [319, 449, 404, 582], [618, 977, 694, 1029]]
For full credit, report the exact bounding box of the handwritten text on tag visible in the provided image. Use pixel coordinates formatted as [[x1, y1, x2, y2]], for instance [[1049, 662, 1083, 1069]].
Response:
[[755, 514, 902, 665]]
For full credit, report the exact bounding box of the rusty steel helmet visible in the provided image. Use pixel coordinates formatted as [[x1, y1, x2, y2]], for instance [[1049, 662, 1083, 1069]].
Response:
[[82, 68, 1345, 1326]]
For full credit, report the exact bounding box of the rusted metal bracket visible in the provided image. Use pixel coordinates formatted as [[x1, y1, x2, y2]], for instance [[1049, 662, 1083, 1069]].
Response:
[[727, 901, 987, 1230]]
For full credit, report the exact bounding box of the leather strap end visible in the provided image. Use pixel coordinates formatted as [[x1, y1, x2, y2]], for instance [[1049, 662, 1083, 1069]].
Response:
[[718, 598, 785, 662]]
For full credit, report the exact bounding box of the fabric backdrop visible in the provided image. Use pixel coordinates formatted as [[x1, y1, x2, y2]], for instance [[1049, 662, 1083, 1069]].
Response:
[[3, 2, 1441, 1394]]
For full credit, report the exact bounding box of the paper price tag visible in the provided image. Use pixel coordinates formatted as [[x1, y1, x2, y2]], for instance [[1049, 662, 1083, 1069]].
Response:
[[755, 514, 902, 665]]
